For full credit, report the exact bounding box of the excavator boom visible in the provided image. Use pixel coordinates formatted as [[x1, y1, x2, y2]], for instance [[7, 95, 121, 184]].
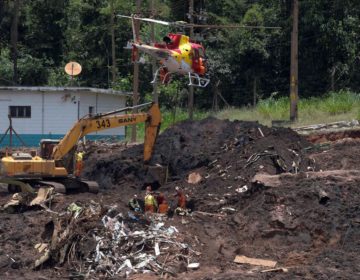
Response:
[[52, 103, 161, 161]]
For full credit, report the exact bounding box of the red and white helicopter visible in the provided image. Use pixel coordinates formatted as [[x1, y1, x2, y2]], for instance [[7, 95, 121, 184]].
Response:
[[119, 15, 279, 88]]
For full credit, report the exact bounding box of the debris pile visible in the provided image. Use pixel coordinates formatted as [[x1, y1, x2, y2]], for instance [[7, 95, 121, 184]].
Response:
[[95, 213, 199, 277], [85, 118, 313, 189], [34, 202, 199, 278]]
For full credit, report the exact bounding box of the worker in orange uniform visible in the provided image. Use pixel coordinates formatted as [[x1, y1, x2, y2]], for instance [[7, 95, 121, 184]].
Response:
[[174, 186, 187, 215], [75, 148, 85, 177], [156, 192, 169, 214], [144, 186, 157, 213], [156, 192, 165, 206]]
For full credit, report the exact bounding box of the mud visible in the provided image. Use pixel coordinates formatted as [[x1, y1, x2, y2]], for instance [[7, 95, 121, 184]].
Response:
[[1, 118, 360, 279]]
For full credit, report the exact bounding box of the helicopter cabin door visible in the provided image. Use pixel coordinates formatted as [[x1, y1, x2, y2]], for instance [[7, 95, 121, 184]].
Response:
[[192, 47, 206, 75]]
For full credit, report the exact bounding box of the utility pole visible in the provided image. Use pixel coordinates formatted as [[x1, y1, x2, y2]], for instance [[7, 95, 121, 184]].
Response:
[[150, 0, 158, 103], [131, 0, 142, 142], [253, 76, 257, 108], [11, 0, 20, 85], [188, 0, 194, 120], [290, 0, 299, 121], [110, 0, 117, 85]]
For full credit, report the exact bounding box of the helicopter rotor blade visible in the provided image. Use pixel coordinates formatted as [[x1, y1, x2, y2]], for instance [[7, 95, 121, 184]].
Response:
[[117, 15, 281, 30], [118, 15, 171, 26], [184, 23, 281, 29]]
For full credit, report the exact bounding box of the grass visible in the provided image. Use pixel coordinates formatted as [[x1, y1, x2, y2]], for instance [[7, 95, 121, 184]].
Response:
[[216, 90, 360, 127], [126, 90, 360, 142]]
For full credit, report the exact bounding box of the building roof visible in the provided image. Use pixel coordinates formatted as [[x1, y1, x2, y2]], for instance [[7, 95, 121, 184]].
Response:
[[0, 86, 132, 97]]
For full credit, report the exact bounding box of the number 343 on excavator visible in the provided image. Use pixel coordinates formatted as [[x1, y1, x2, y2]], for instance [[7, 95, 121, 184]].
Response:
[[0, 102, 161, 194]]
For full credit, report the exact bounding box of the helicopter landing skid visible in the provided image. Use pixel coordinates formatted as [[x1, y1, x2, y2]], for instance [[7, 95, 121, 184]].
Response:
[[151, 68, 209, 88], [151, 68, 171, 85], [188, 72, 210, 88]]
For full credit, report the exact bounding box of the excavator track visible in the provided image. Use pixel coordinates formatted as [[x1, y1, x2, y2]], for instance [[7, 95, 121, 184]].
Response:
[[80, 180, 99, 193], [38, 181, 66, 194], [40, 178, 99, 194]]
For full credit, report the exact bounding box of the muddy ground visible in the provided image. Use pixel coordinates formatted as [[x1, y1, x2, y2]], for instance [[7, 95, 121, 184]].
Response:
[[1, 119, 360, 279]]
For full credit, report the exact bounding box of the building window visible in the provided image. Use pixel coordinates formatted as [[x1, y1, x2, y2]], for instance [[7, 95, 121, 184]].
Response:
[[89, 106, 94, 115], [9, 106, 31, 118]]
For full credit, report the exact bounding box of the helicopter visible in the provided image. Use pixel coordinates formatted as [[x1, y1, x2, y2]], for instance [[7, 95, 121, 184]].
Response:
[[118, 15, 280, 88]]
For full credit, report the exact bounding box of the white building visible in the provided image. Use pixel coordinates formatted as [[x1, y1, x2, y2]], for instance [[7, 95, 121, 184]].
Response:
[[0, 87, 131, 147]]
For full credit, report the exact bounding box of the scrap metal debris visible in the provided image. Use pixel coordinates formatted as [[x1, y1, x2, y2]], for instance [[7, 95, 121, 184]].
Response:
[[34, 202, 199, 278]]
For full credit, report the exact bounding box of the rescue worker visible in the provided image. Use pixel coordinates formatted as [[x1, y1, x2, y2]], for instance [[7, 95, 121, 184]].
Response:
[[128, 194, 141, 212], [174, 186, 187, 215], [156, 192, 165, 206], [144, 185, 157, 213], [158, 198, 169, 214], [75, 147, 85, 177]]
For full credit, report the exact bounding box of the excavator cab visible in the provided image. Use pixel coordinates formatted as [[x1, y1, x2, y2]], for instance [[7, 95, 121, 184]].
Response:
[[40, 139, 60, 160]]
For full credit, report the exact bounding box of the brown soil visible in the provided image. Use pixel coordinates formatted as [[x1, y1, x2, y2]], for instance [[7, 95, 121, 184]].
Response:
[[1, 118, 360, 279]]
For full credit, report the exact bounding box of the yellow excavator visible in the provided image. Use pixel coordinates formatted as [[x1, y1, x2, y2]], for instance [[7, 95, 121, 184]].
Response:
[[0, 102, 161, 194]]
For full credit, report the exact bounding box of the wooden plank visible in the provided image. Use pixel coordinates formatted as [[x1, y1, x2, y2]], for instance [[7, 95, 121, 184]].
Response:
[[234, 255, 277, 268]]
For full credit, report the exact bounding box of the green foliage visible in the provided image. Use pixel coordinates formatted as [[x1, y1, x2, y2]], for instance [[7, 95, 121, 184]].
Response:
[[112, 75, 133, 91], [1, 0, 360, 111], [155, 81, 184, 109], [0, 47, 13, 85], [47, 67, 72, 86], [0, 46, 52, 86], [17, 52, 51, 85], [320, 90, 360, 115]]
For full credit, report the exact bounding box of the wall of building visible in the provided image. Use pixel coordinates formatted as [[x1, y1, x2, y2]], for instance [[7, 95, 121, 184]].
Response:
[[0, 89, 127, 147], [79, 91, 126, 136]]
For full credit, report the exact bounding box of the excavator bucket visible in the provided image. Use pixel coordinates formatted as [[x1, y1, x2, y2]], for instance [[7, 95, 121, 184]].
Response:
[[144, 103, 161, 162]]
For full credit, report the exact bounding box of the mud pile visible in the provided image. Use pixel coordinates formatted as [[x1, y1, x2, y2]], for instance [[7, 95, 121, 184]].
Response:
[[84, 117, 313, 189], [81, 118, 360, 279], [1, 118, 360, 279]]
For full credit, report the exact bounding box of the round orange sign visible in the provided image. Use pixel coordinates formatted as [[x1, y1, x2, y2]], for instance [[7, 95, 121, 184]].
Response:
[[64, 61, 82, 76]]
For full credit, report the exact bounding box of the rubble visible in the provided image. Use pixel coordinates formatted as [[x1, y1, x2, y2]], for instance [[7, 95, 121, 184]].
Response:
[[33, 202, 199, 278], [2, 187, 54, 213]]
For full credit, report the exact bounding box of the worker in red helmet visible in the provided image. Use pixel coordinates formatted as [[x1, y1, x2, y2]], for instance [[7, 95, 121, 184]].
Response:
[[144, 185, 157, 213]]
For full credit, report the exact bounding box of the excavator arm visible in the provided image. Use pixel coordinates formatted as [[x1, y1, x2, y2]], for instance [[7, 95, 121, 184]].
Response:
[[51, 103, 161, 162]]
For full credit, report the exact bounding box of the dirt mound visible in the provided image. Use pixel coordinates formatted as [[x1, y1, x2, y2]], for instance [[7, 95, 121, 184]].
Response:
[[80, 119, 360, 279], [84, 117, 312, 190]]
